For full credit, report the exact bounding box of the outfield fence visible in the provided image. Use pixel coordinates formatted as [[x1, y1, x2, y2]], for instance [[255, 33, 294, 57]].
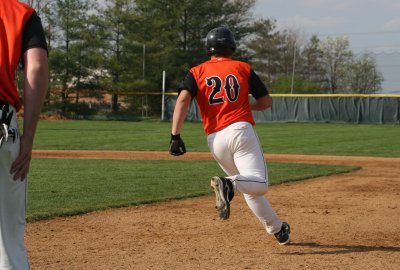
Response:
[[164, 94, 400, 124], [60, 92, 400, 124]]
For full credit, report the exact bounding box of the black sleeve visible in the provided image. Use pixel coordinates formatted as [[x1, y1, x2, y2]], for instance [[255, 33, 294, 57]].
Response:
[[249, 69, 269, 99], [21, 12, 48, 56], [178, 71, 198, 98]]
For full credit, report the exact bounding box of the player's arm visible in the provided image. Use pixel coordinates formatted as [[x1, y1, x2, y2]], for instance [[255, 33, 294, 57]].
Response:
[[172, 89, 192, 135], [10, 48, 48, 181], [251, 95, 272, 111], [249, 69, 272, 111], [169, 71, 197, 156], [169, 90, 191, 156], [10, 13, 48, 181]]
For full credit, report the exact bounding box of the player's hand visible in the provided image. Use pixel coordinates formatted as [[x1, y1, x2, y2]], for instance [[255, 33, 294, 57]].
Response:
[[10, 134, 33, 181], [169, 134, 186, 156]]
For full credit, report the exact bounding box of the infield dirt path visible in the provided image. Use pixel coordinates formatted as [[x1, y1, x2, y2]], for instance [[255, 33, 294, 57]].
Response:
[[26, 151, 400, 270]]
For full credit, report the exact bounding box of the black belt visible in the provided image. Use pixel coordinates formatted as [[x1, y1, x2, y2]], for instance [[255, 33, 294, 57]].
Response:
[[0, 101, 8, 106], [0, 102, 16, 146]]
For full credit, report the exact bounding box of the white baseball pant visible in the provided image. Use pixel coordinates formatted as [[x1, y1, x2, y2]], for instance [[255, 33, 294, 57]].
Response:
[[0, 105, 29, 270], [207, 121, 283, 234]]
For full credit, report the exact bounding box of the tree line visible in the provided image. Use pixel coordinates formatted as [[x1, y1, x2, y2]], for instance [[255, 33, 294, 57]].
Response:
[[22, 0, 383, 115]]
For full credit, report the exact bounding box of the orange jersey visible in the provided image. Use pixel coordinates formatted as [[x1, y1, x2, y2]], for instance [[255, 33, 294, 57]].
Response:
[[0, 0, 35, 110], [180, 57, 268, 135]]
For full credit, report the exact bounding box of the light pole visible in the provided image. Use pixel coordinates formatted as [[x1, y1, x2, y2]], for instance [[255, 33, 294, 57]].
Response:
[[140, 43, 146, 117], [161, 70, 166, 121], [291, 41, 296, 94], [142, 44, 146, 80]]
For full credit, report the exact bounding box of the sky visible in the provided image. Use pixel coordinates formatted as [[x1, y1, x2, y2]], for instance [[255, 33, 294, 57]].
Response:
[[253, 0, 400, 93], [254, 0, 400, 53]]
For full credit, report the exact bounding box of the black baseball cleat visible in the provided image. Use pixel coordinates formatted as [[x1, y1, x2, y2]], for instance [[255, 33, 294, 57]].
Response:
[[210, 176, 234, 220], [274, 222, 291, 245]]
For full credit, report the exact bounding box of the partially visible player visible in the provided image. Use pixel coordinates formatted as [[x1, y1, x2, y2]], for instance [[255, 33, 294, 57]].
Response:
[[0, 0, 48, 268], [169, 26, 290, 245]]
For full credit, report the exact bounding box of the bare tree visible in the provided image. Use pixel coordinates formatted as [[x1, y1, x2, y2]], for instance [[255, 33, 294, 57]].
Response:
[[319, 36, 353, 93], [22, 0, 51, 14], [346, 53, 383, 94]]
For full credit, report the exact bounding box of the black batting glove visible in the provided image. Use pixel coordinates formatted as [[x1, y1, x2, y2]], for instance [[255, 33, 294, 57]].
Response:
[[169, 134, 186, 156]]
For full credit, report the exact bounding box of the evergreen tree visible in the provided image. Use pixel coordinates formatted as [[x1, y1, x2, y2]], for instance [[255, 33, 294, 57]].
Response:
[[48, 0, 90, 113], [95, 0, 136, 112], [132, 0, 258, 91], [301, 35, 324, 85], [246, 19, 281, 84]]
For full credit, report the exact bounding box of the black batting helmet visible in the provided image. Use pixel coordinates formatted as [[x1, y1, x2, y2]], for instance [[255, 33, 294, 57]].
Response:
[[206, 27, 236, 56]]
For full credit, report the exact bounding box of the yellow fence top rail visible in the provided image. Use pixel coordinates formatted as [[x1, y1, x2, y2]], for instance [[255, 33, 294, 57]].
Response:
[[110, 91, 400, 98], [270, 93, 400, 98]]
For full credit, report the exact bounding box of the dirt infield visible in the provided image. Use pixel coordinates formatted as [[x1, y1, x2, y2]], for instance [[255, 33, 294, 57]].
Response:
[[26, 151, 400, 270]]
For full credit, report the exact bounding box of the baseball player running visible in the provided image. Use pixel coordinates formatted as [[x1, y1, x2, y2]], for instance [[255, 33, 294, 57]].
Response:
[[169, 26, 290, 245], [0, 1, 48, 269]]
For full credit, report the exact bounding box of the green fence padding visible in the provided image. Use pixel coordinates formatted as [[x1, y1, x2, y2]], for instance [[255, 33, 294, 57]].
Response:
[[165, 95, 400, 124]]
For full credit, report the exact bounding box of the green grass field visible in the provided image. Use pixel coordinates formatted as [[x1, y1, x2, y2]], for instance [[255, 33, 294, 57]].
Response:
[[28, 159, 359, 222], [26, 120, 397, 221], [33, 120, 400, 157]]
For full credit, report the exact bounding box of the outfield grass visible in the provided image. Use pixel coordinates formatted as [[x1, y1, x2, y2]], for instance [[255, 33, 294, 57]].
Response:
[[28, 159, 359, 222], [33, 120, 400, 157], [26, 120, 395, 221]]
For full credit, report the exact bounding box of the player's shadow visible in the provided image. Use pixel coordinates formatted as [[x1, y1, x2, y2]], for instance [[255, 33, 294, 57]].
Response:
[[282, 242, 400, 255]]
